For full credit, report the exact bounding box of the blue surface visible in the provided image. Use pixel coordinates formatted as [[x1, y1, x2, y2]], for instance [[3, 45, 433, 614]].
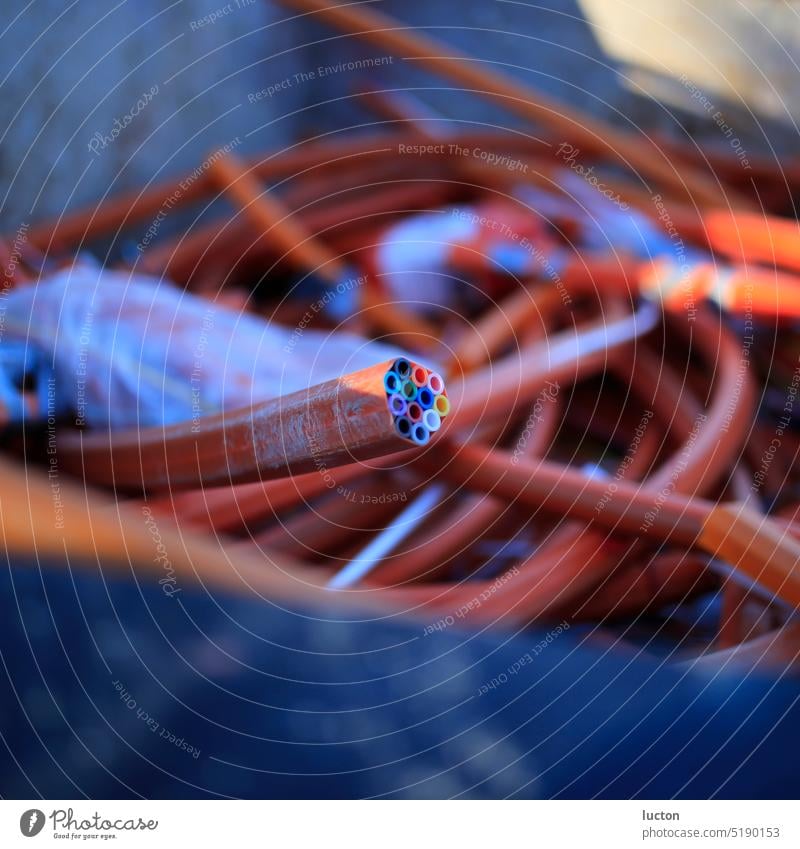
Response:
[[0, 560, 797, 799]]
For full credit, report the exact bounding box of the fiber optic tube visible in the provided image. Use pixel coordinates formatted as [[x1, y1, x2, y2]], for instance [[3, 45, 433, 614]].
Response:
[[58, 358, 449, 493]]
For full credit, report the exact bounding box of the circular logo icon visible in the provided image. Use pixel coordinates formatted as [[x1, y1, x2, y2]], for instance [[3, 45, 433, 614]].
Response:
[[19, 810, 45, 837]]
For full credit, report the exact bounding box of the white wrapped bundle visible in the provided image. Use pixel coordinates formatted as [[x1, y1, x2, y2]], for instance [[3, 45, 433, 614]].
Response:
[[0, 263, 402, 429]]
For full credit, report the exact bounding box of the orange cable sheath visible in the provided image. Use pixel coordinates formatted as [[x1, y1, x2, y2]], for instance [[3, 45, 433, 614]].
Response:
[[57, 360, 440, 493], [207, 152, 349, 284]]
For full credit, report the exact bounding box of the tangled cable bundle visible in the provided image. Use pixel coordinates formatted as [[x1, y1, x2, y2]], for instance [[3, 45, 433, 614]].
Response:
[[5, 2, 800, 677]]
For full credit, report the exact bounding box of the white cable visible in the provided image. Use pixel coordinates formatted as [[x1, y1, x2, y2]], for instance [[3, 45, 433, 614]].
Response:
[[327, 483, 447, 589]]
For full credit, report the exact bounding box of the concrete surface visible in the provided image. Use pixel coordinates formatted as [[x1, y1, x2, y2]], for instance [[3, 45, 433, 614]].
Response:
[[0, 1, 792, 233]]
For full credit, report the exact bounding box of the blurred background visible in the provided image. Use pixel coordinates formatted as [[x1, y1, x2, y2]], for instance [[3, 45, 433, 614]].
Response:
[[2, 0, 800, 801], [2, 0, 798, 228]]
